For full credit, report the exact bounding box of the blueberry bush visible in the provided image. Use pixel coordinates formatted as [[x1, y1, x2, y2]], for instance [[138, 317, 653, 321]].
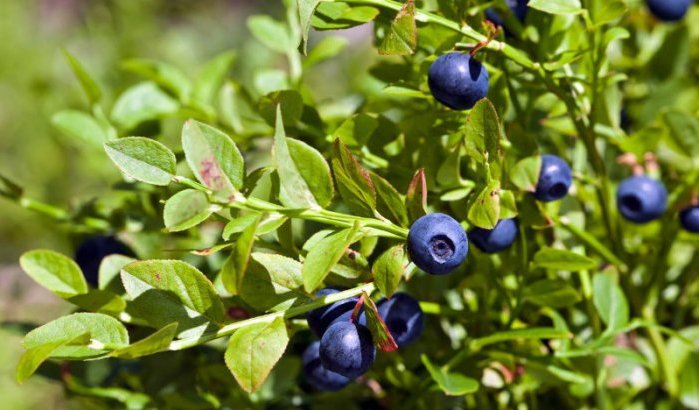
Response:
[[2, 0, 699, 408]]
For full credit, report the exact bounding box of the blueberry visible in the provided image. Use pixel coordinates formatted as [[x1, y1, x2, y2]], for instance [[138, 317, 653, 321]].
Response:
[[534, 155, 573, 202], [616, 175, 668, 223], [302, 341, 351, 391], [319, 321, 376, 379], [373, 293, 424, 348], [470, 218, 519, 253], [306, 287, 360, 337], [680, 206, 699, 233], [75, 235, 133, 287], [428, 52, 489, 111], [646, 0, 691, 22], [486, 0, 529, 27], [407, 213, 468, 275]]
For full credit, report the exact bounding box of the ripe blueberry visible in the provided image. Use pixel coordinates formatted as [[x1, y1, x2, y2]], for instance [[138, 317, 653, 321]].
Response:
[[319, 321, 376, 379], [486, 0, 529, 27], [75, 235, 133, 287], [306, 287, 360, 337], [470, 218, 519, 254], [428, 52, 489, 111], [534, 154, 573, 202], [407, 213, 468, 275], [616, 175, 668, 223], [302, 341, 351, 391], [679, 206, 699, 233], [372, 293, 424, 348], [646, 0, 691, 22]]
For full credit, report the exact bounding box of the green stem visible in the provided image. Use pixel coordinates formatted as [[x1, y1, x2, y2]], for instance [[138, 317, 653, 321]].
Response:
[[198, 188, 409, 240], [557, 217, 627, 272], [336, 0, 539, 70], [168, 282, 375, 351]]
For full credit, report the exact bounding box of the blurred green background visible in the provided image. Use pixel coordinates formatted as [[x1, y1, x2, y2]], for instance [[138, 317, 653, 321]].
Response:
[[0, 1, 274, 407]]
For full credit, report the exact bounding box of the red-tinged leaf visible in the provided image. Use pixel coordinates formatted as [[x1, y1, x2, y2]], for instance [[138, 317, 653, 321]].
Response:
[[331, 139, 376, 217], [406, 168, 427, 223], [361, 291, 398, 352]]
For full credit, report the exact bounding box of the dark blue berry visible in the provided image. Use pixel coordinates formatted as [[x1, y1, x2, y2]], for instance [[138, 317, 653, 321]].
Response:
[[75, 235, 133, 287], [470, 218, 519, 253], [616, 175, 668, 223], [320, 321, 376, 379], [428, 52, 489, 111], [306, 287, 359, 337], [680, 206, 699, 233], [647, 0, 691, 22], [407, 213, 468, 275], [534, 155, 572, 202], [302, 341, 351, 391], [373, 293, 424, 348]]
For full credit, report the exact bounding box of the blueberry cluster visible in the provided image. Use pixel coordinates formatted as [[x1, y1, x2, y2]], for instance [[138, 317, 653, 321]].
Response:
[[302, 290, 424, 391], [407, 155, 573, 273]]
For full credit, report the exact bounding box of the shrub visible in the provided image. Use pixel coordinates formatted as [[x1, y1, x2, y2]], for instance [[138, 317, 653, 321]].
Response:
[[2, 0, 699, 408]]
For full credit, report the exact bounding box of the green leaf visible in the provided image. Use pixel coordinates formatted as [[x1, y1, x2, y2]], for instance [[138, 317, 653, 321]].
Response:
[[680, 353, 699, 409], [274, 107, 334, 208], [225, 317, 289, 393], [463, 99, 505, 165], [532, 247, 597, 271], [528, 0, 583, 15], [468, 180, 500, 229], [331, 139, 376, 217], [220, 81, 272, 137], [297, 0, 322, 54], [258, 90, 304, 126], [23, 313, 129, 359], [370, 171, 409, 226], [592, 272, 629, 331], [121, 58, 192, 99], [373, 245, 407, 298], [472, 327, 572, 349], [312, 3, 379, 30], [361, 291, 398, 352], [304, 36, 348, 67], [421, 355, 479, 396], [664, 110, 699, 158], [104, 137, 177, 186], [19, 250, 88, 298], [17, 334, 88, 383], [68, 289, 126, 314], [302, 224, 359, 292], [405, 168, 427, 223], [378, 0, 417, 56], [240, 253, 309, 312], [182, 119, 245, 196], [221, 214, 262, 295], [591, 1, 627, 26], [51, 110, 109, 148], [333, 113, 378, 148], [110, 82, 179, 129], [62, 49, 101, 104], [99, 254, 135, 293], [121, 260, 226, 324], [248, 15, 292, 54], [510, 156, 542, 192], [222, 213, 261, 240], [163, 189, 214, 232], [111, 323, 178, 359], [522, 279, 582, 308], [192, 51, 236, 107]]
